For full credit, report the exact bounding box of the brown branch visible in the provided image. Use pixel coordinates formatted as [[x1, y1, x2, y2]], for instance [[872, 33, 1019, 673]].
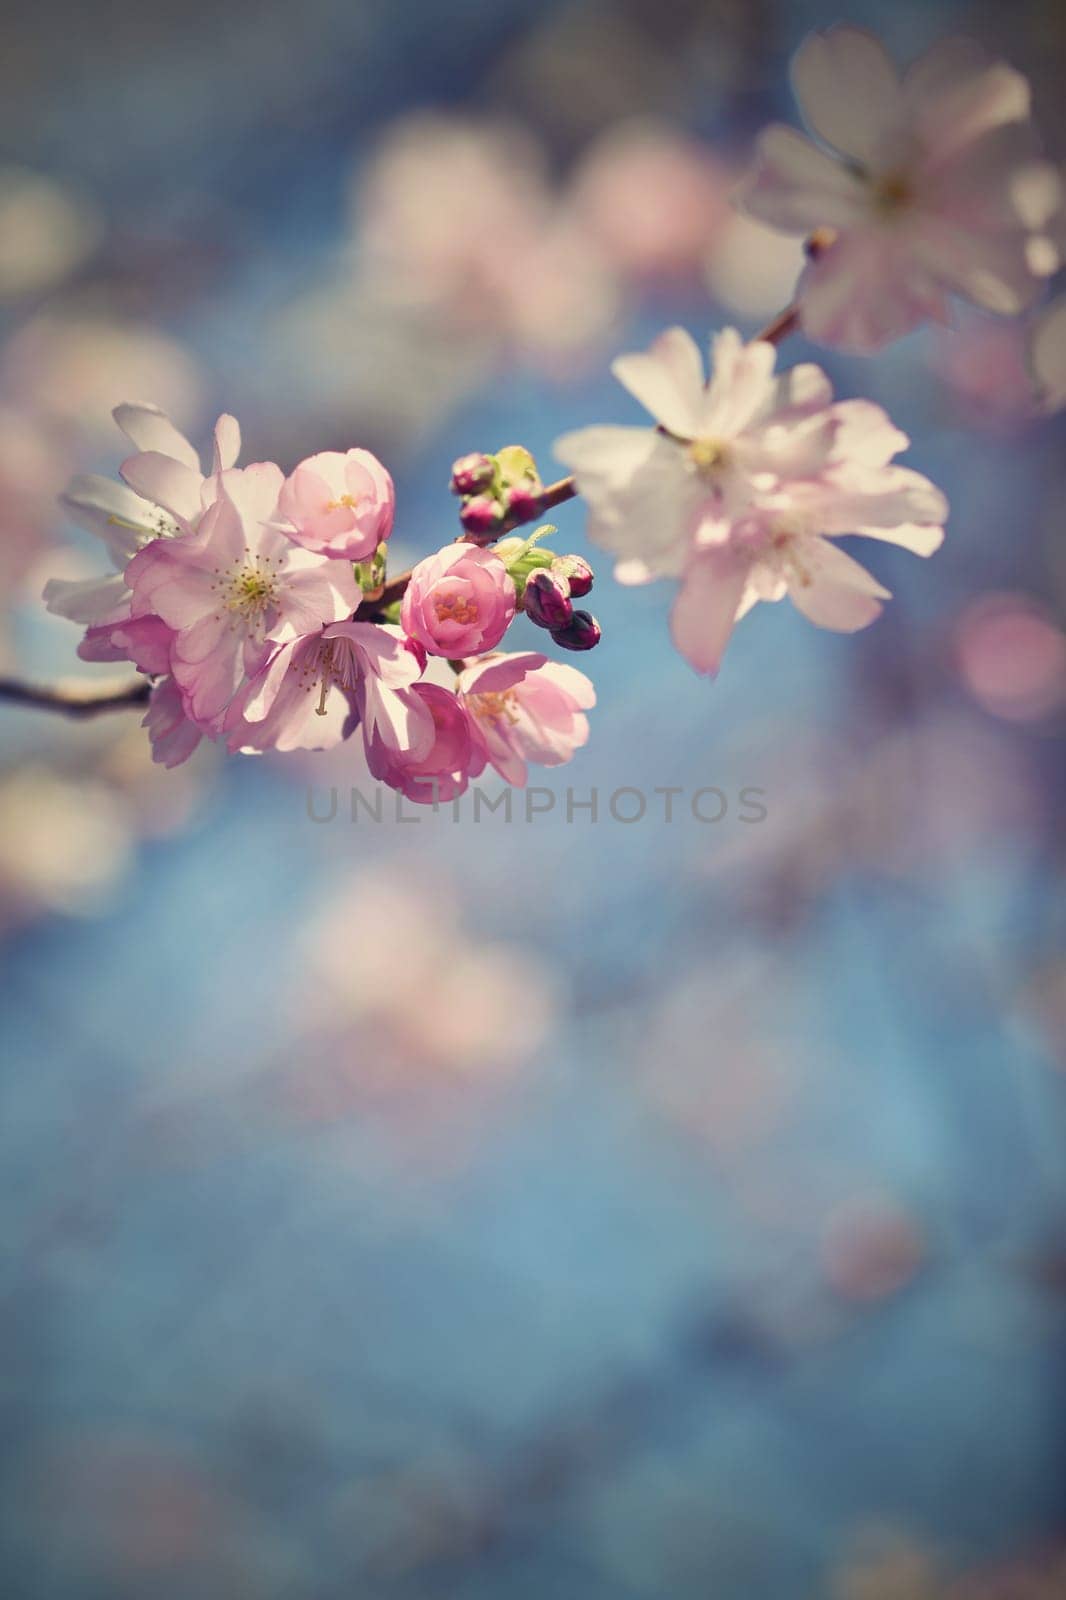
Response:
[[0, 674, 151, 717]]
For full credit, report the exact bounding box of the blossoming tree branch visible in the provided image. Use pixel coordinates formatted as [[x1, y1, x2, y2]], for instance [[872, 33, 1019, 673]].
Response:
[[4, 27, 1060, 803]]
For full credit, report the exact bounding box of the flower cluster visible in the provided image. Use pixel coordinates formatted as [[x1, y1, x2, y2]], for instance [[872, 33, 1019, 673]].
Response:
[[46, 409, 596, 793], [556, 326, 947, 674]]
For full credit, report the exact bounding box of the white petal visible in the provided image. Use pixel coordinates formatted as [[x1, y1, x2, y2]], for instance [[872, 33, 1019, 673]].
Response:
[[791, 25, 903, 166], [906, 44, 1033, 165], [701, 328, 778, 438], [59, 473, 157, 563], [828, 399, 908, 467], [735, 125, 869, 235], [610, 327, 705, 437], [559, 428, 702, 578], [813, 463, 948, 540], [913, 217, 1042, 316], [554, 424, 659, 488], [213, 413, 241, 472], [120, 452, 204, 526], [43, 571, 130, 625], [112, 403, 200, 471]]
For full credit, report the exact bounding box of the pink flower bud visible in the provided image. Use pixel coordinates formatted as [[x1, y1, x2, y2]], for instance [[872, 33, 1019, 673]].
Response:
[[550, 554, 594, 597], [401, 543, 516, 657], [551, 609, 601, 651], [459, 495, 505, 535], [523, 568, 573, 630], [450, 453, 495, 496], [504, 484, 542, 521]]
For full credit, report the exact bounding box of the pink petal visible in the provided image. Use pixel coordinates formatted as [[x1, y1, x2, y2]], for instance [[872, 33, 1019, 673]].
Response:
[[786, 537, 889, 631], [798, 236, 948, 352], [669, 546, 751, 676]]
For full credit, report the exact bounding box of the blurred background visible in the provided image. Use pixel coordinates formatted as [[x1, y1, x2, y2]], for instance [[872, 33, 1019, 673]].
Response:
[[2, 0, 1066, 1595]]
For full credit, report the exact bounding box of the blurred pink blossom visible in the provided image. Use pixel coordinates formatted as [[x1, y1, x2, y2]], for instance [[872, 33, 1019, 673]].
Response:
[[738, 27, 1060, 350]]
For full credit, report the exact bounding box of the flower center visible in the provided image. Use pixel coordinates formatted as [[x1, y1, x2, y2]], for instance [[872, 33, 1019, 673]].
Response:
[[434, 593, 479, 626], [287, 637, 362, 716], [108, 509, 183, 544], [211, 549, 282, 633], [871, 170, 912, 216], [325, 493, 359, 512], [688, 437, 731, 478], [470, 689, 519, 725]]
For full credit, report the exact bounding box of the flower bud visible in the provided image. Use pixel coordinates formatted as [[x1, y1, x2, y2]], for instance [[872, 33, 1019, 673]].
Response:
[[551, 609, 601, 651], [523, 568, 573, 630], [450, 453, 495, 497], [550, 554, 594, 597], [459, 494, 505, 535], [504, 483, 542, 522]]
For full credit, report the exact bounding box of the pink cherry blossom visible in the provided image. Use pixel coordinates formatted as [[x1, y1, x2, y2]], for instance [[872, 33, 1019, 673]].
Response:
[[457, 652, 595, 787], [142, 676, 203, 769], [736, 27, 1060, 350], [400, 543, 516, 657], [364, 682, 475, 803], [227, 621, 429, 757], [125, 466, 360, 728], [555, 326, 842, 580], [276, 448, 395, 560]]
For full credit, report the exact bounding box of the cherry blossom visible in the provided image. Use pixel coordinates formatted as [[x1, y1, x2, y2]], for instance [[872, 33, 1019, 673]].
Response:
[[555, 325, 838, 581], [736, 26, 1060, 350], [226, 621, 428, 758], [125, 467, 360, 728], [400, 543, 516, 657], [557, 326, 946, 674], [276, 447, 395, 560], [457, 652, 595, 787]]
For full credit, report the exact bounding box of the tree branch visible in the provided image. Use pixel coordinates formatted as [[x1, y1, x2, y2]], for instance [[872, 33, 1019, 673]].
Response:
[[0, 674, 151, 716]]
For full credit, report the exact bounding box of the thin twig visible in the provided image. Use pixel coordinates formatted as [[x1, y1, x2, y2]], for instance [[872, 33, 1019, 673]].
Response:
[[0, 675, 151, 716]]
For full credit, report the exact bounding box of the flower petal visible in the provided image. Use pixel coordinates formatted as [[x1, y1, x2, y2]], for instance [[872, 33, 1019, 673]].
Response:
[[787, 536, 888, 631], [59, 474, 159, 563], [611, 326, 705, 437], [669, 544, 751, 676], [791, 25, 903, 166], [120, 451, 204, 527], [43, 572, 130, 626], [735, 124, 869, 235], [212, 413, 241, 473], [112, 403, 201, 471]]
